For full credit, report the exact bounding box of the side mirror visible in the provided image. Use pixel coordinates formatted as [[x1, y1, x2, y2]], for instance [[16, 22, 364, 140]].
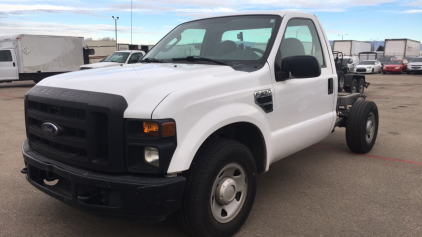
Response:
[[276, 56, 321, 81]]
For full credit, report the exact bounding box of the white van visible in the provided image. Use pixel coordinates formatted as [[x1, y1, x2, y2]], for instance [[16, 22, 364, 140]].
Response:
[[342, 56, 359, 73]]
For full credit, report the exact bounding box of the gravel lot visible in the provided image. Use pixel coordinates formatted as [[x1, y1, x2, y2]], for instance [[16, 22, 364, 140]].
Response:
[[1, 73, 421, 237]]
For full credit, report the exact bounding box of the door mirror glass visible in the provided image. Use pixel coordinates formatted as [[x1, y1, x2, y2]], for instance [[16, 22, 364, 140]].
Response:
[[277, 55, 321, 81]]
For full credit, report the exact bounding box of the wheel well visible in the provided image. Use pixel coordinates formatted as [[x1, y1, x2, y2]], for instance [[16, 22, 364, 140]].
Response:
[[206, 122, 267, 174]]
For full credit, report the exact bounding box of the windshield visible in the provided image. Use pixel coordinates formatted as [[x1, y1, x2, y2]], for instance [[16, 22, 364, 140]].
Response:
[[377, 57, 390, 62], [359, 61, 375, 65], [411, 58, 422, 62], [342, 58, 352, 65], [144, 15, 281, 71], [387, 61, 403, 65], [103, 52, 130, 63]]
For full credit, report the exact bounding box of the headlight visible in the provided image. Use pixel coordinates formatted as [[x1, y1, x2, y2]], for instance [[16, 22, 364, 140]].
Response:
[[125, 119, 177, 174], [395, 67, 400, 69], [144, 147, 159, 167]]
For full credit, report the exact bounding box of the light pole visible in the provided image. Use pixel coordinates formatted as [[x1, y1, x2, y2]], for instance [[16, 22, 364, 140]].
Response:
[[338, 34, 348, 40], [112, 16, 119, 50], [296, 29, 301, 38]]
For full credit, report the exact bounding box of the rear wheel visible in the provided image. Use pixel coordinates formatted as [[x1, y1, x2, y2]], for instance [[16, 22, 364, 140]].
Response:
[[337, 71, 345, 92], [358, 79, 365, 94], [179, 139, 257, 237], [346, 101, 379, 153]]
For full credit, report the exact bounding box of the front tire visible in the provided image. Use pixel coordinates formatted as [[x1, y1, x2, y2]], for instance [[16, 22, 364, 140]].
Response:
[[371, 68, 374, 74], [346, 101, 379, 153], [179, 139, 257, 237]]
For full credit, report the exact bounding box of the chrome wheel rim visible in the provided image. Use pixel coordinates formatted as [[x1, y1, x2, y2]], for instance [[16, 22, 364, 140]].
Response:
[[352, 80, 357, 93], [210, 163, 247, 223], [359, 81, 364, 93], [366, 112, 376, 143], [339, 76, 344, 88]]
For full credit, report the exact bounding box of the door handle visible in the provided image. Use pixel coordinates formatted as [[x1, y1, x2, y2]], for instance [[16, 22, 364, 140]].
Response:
[[328, 78, 333, 95], [13, 62, 16, 67]]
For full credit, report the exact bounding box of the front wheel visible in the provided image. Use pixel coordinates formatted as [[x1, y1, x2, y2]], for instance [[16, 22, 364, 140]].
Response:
[[346, 101, 379, 153], [371, 68, 374, 74], [179, 139, 257, 237]]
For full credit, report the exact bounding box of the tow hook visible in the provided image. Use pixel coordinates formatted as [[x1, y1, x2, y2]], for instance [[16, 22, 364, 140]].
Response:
[[21, 167, 28, 174]]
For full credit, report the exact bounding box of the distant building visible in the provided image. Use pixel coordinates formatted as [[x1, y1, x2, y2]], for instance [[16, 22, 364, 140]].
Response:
[[84, 38, 117, 63]]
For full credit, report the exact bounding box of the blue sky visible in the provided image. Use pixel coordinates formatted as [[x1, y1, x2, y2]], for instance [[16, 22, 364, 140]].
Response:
[[0, 0, 421, 45]]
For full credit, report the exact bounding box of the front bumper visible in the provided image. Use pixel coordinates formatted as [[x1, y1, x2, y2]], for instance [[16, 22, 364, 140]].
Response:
[[354, 68, 372, 74], [383, 68, 402, 73], [21, 139, 186, 219], [407, 67, 422, 72]]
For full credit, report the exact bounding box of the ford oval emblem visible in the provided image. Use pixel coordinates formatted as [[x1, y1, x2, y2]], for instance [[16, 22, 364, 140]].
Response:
[[42, 122, 59, 137]]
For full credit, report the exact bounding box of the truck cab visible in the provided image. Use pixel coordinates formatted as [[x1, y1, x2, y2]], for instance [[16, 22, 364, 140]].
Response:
[[79, 50, 145, 70], [21, 11, 378, 237]]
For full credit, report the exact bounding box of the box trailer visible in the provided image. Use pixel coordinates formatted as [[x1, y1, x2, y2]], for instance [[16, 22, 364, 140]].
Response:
[[384, 39, 421, 59], [333, 40, 372, 56], [0, 34, 84, 83]]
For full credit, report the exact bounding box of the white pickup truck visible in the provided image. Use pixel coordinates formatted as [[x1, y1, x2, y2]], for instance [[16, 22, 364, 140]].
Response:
[[21, 11, 378, 237], [79, 50, 145, 70]]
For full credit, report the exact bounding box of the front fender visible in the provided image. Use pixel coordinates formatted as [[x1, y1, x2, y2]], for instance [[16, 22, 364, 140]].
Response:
[[165, 103, 273, 173]]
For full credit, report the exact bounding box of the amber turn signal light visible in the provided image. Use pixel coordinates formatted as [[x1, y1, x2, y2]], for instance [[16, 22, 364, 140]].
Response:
[[143, 122, 159, 136], [162, 122, 176, 137]]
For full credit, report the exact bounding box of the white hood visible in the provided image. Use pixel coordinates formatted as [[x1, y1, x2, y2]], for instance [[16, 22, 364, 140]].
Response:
[[37, 63, 237, 118], [409, 62, 422, 66], [80, 62, 121, 69]]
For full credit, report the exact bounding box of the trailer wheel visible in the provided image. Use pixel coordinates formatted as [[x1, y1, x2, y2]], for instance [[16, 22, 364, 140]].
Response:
[[337, 71, 345, 92], [179, 139, 257, 237], [345, 79, 357, 93], [346, 101, 379, 153], [358, 79, 365, 94]]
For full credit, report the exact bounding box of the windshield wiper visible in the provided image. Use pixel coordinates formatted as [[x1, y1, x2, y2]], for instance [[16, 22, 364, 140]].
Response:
[[140, 57, 163, 63], [172, 56, 228, 65]]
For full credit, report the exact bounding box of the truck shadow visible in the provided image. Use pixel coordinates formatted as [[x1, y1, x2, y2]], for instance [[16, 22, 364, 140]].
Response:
[[0, 82, 34, 89]]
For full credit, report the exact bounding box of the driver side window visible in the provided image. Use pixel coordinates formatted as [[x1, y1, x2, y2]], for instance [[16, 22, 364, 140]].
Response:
[[280, 18, 325, 66]]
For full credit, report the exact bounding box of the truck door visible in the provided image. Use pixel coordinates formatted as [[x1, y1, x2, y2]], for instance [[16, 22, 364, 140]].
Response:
[[0, 49, 19, 81], [271, 16, 336, 160]]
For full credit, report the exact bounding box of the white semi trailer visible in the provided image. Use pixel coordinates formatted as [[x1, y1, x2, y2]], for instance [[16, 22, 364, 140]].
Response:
[[333, 40, 372, 56], [0, 34, 84, 83], [384, 39, 420, 59]]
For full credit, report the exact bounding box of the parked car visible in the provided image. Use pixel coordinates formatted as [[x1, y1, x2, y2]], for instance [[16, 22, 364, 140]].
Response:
[[406, 57, 422, 74], [341, 56, 359, 74], [354, 60, 382, 74], [80, 50, 145, 70], [383, 59, 408, 74]]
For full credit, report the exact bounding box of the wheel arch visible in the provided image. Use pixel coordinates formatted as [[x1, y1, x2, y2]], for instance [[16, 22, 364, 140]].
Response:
[[166, 104, 272, 174]]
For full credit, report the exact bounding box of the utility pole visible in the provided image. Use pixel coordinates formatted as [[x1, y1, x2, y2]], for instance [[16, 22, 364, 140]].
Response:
[[112, 16, 119, 50], [338, 34, 348, 41]]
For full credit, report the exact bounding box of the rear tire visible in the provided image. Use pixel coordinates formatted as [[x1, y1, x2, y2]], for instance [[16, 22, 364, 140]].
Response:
[[358, 79, 365, 94], [337, 71, 345, 92], [179, 139, 257, 237], [346, 101, 379, 153]]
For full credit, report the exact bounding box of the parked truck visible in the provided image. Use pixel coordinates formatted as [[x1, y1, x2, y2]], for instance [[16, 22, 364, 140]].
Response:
[[333, 40, 372, 56], [384, 39, 421, 59], [21, 11, 379, 237], [0, 34, 84, 83]]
